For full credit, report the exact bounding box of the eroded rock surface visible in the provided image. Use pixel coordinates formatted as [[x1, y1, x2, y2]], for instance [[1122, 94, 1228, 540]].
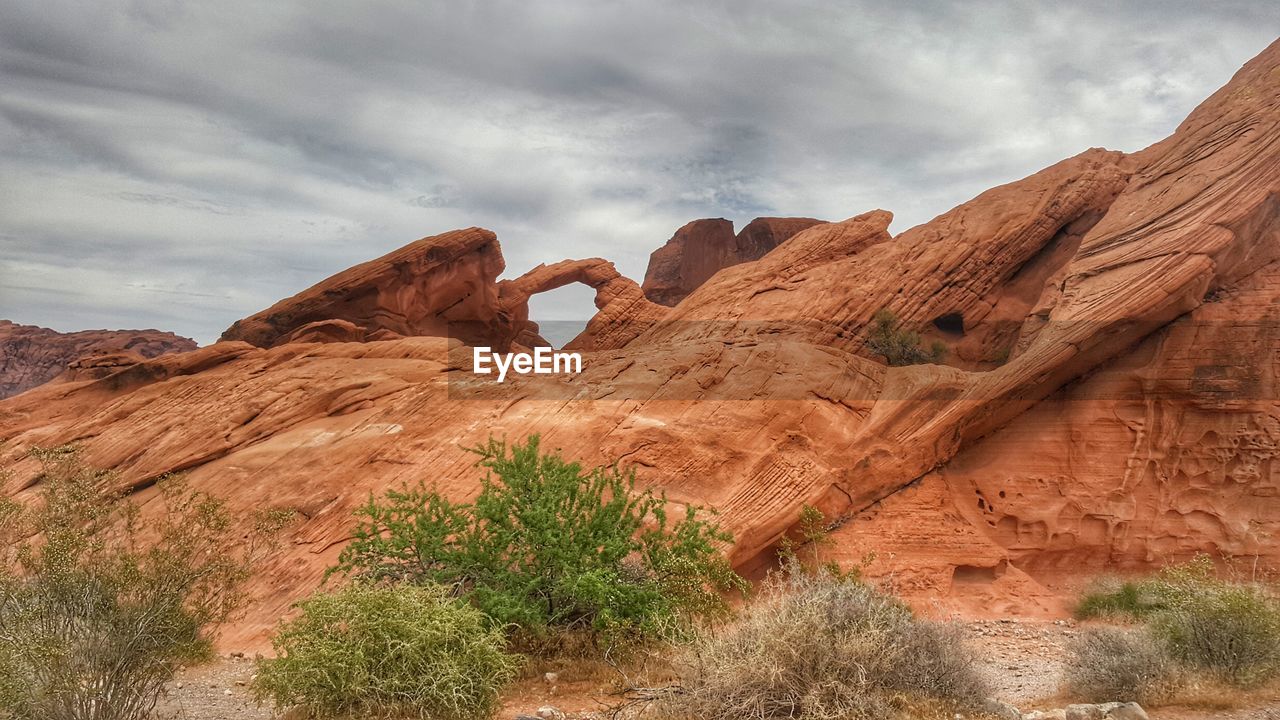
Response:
[[220, 227, 509, 349], [4, 39, 1280, 647]]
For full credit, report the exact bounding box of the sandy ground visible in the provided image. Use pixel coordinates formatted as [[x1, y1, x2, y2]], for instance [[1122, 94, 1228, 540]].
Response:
[[154, 620, 1280, 719], [967, 618, 1076, 706]]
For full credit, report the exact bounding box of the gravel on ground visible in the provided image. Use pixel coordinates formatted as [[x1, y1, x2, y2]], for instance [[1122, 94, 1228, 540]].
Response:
[[156, 621, 1280, 719]]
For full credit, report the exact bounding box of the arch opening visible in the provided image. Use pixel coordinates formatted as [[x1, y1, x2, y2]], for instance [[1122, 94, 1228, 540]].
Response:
[[525, 283, 595, 349]]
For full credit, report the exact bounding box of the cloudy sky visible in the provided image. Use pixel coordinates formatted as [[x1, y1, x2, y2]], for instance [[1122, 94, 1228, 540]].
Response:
[[1, 2, 1276, 345]]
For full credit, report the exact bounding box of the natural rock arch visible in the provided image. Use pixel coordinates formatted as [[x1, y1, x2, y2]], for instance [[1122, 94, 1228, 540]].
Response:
[[496, 258, 668, 352]]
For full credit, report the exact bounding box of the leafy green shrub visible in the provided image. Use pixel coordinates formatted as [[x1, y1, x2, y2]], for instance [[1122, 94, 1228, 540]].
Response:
[[775, 504, 869, 583], [254, 584, 518, 720], [1150, 583, 1280, 686], [1069, 556, 1280, 699], [1074, 558, 1221, 621], [667, 571, 988, 719], [866, 309, 947, 366], [1075, 578, 1173, 621], [334, 435, 745, 649], [1065, 627, 1183, 704], [0, 446, 277, 720]]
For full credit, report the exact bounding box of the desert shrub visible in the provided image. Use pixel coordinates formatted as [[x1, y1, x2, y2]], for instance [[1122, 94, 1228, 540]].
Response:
[[667, 571, 988, 720], [1074, 558, 1222, 621], [334, 435, 745, 650], [0, 446, 279, 720], [1075, 578, 1174, 621], [866, 309, 947, 367], [1065, 626, 1183, 704], [775, 504, 869, 582], [1150, 582, 1280, 686], [1069, 556, 1280, 699], [254, 584, 518, 720]]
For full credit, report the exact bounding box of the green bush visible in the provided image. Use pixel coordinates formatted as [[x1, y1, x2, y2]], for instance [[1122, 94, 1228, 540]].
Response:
[[1074, 558, 1220, 621], [1075, 579, 1172, 621], [254, 584, 518, 720], [0, 446, 277, 720], [1065, 627, 1183, 704], [1150, 583, 1280, 686], [865, 309, 947, 366], [667, 571, 988, 719], [1069, 556, 1280, 698], [333, 436, 744, 649]]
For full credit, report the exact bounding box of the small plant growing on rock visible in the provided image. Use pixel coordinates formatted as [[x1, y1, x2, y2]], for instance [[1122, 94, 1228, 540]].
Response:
[[333, 435, 746, 652], [866, 309, 948, 366], [0, 446, 280, 720], [254, 583, 518, 720], [776, 503, 869, 581]]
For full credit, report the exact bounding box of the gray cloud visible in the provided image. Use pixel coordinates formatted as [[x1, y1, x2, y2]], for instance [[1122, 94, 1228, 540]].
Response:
[[0, 1, 1276, 344]]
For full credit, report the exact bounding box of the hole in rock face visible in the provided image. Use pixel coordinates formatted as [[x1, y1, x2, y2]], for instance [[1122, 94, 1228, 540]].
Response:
[[952, 564, 999, 585], [525, 284, 595, 349], [932, 312, 965, 336], [998, 490, 1007, 498]]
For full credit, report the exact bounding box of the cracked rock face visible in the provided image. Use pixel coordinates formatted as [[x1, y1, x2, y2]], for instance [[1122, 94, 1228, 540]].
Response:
[[4, 40, 1280, 647]]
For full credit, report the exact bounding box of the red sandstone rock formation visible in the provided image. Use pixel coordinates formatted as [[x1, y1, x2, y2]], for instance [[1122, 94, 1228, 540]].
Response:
[[220, 227, 509, 349], [641, 216, 824, 306], [3, 39, 1280, 644], [498, 258, 668, 351], [0, 321, 196, 399]]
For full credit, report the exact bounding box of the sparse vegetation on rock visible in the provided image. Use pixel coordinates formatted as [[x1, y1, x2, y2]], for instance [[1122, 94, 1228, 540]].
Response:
[[776, 503, 870, 583], [865, 309, 948, 366]]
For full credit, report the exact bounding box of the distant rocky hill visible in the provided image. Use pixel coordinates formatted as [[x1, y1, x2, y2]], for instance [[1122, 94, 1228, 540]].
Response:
[[0, 321, 195, 399], [3, 39, 1279, 649]]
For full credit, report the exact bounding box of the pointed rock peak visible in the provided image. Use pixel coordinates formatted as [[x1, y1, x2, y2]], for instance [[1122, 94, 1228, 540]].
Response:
[[641, 215, 828, 306]]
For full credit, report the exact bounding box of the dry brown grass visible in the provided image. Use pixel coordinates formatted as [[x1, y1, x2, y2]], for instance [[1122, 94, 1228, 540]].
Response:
[[1065, 626, 1184, 705], [658, 572, 989, 720], [511, 628, 680, 688], [1170, 677, 1247, 711], [1151, 676, 1280, 715]]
